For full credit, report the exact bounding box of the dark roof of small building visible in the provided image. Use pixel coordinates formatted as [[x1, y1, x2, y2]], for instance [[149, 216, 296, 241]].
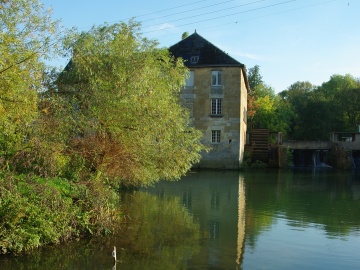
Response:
[[169, 31, 244, 68]]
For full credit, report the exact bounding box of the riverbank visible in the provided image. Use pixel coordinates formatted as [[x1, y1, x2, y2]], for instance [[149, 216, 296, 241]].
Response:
[[0, 172, 121, 254]]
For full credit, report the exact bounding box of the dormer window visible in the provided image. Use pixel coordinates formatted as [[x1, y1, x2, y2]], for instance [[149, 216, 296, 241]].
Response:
[[212, 70, 222, 86], [190, 56, 199, 64]]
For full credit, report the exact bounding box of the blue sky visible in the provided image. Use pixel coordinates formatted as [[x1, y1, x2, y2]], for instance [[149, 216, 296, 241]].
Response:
[[42, 0, 359, 93]]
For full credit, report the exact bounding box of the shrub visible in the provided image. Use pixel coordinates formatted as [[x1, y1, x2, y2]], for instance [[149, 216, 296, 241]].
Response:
[[0, 173, 121, 254]]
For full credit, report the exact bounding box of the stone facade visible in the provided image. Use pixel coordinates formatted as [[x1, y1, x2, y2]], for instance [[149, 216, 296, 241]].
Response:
[[169, 32, 249, 169]]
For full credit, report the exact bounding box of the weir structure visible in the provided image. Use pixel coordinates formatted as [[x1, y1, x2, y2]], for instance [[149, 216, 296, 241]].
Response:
[[247, 130, 360, 169]]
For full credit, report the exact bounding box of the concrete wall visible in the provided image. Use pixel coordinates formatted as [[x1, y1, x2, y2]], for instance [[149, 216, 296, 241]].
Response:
[[181, 66, 247, 169], [330, 132, 360, 150]]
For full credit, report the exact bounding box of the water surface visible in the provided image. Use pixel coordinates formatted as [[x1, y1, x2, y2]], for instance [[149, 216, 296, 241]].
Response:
[[1, 169, 359, 269]]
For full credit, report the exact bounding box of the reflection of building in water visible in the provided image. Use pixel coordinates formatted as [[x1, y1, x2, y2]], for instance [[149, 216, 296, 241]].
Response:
[[237, 177, 246, 266], [144, 171, 246, 269]]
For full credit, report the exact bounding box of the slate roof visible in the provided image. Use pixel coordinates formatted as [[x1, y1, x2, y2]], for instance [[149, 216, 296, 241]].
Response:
[[169, 32, 244, 68]]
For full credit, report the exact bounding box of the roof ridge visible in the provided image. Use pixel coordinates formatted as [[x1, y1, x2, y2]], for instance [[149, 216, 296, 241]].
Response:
[[169, 32, 244, 67]]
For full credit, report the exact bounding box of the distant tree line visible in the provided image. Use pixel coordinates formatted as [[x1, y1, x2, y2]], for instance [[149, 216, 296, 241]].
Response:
[[247, 65, 360, 141]]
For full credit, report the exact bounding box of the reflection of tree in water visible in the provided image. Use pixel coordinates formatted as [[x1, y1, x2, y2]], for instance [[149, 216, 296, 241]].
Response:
[[244, 170, 360, 248], [0, 192, 201, 270], [118, 191, 201, 261]]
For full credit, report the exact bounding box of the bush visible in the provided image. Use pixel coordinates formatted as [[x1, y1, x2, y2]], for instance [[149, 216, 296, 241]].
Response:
[[0, 173, 121, 254]]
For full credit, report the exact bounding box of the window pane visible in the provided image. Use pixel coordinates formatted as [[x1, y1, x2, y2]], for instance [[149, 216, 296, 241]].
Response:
[[211, 99, 222, 115], [186, 70, 194, 86], [212, 73, 217, 85], [211, 99, 215, 114], [211, 130, 221, 143], [211, 71, 222, 86]]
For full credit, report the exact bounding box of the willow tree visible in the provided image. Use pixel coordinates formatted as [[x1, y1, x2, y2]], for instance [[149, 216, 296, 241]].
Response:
[[58, 22, 205, 186], [0, 0, 60, 162]]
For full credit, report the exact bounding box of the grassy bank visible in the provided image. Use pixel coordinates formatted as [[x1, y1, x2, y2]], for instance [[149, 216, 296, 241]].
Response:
[[0, 172, 121, 254]]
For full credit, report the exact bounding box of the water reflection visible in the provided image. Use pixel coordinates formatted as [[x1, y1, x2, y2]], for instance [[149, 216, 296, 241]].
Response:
[[118, 191, 201, 267], [242, 169, 360, 270], [144, 170, 360, 269], [144, 170, 246, 269], [0, 191, 201, 270], [245, 170, 360, 238], [237, 178, 246, 266], [1, 170, 360, 270]]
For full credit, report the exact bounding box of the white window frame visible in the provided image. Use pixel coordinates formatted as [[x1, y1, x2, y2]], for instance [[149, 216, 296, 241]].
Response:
[[211, 98, 222, 115], [211, 70, 222, 86], [185, 70, 194, 86], [211, 130, 221, 144]]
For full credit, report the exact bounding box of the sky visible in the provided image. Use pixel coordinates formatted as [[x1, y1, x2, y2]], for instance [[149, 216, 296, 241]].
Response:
[[42, 0, 360, 93]]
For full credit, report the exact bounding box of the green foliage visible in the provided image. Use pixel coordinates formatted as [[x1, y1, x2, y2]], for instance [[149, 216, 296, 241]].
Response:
[[0, 173, 121, 254], [250, 70, 359, 141], [248, 65, 263, 91], [248, 65, 275, 99], [318, 74, 359, 98], [250, 160, 268, 169], [0, 191, 201, 269], [248, 66, 292, 135], [0, 5, 205, 255], [0, 0, 61, 158], [332, 85, 360, 132], [278, 75, 360, 140], [182, 31, 189, 40], [285, 147, 293, 167], [0, 176, 76, 253], [240, 151, 252, 169], [57, 21, 205, 187]]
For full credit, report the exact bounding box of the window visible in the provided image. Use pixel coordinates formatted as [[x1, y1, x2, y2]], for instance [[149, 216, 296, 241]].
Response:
[[190, 56, 199, 64], [185, 70, 194, 86], [211, 98, 222, 115], [211, 130, 221, 144], [212, 70, 222, 86]]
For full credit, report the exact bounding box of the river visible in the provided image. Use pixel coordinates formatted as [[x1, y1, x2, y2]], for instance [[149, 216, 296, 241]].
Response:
[[1, 169, 360, 269]]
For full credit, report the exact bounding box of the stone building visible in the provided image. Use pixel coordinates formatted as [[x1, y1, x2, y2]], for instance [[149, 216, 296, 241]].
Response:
[[169, 32, 249, 169]]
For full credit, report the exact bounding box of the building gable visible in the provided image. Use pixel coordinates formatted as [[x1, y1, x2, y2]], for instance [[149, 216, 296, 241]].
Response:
[[169, 32, 244, 68]]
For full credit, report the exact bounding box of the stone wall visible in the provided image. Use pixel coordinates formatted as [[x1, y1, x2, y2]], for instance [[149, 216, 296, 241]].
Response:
[[182, 66, 247, 169]]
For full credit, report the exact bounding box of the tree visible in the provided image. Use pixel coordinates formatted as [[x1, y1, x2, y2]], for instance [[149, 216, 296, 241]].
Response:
[[281, 75, 360, 140], [0, 0, 60, 160], [251, 96, 293, 137], [57, 21, 205, 186], [247, 65, 276, 131], [247, 65, 263, 91], [248, 65, 275, 99], [319, 74, 360, 132], [296, 96, 337, 140], [334, 87, 360, 131], [279, 81, 315, 108], [318, 74, 359, 98], [278, 81, 316, 139], [182, 32, 189, 40]]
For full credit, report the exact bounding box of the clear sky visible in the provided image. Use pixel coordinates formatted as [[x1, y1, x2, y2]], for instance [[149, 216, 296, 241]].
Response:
[[42, 0, 359, 93]]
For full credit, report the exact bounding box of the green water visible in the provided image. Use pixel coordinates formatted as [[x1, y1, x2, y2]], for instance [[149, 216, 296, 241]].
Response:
[[1, 169, 360, 269]]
